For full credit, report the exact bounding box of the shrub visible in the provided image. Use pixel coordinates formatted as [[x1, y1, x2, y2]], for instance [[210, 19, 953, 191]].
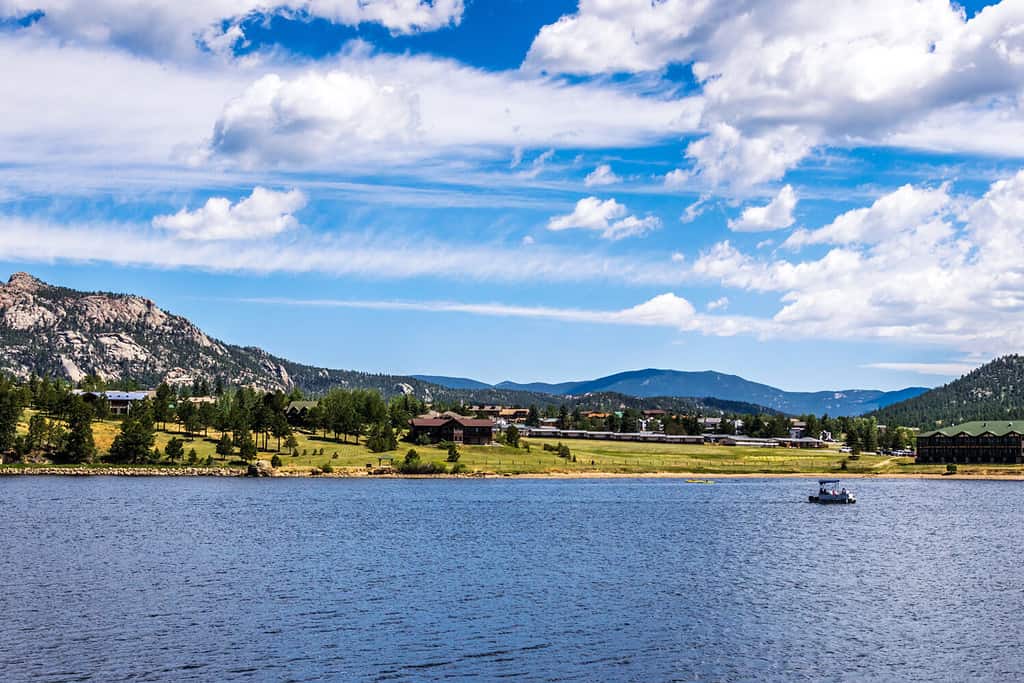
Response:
[[446, 443, 460, 462], [270, 454, 282, 468], [321, 462, 334, 474], [840, 459, 848, 470], [450, 462, 468, 475], [946, 463, 958, 474], [396, 449, 447, 474], [187, 448, 198, 465], [557, 443, 571, 459]]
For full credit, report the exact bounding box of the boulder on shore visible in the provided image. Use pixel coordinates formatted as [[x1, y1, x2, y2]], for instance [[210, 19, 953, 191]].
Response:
[[246, 460, 275, 477]]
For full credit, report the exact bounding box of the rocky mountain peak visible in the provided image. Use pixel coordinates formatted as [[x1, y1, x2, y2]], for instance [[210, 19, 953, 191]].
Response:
[[5, 272, 47, 293]]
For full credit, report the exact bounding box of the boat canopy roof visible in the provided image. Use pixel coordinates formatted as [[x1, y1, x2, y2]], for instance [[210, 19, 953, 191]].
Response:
[[819, 479, 840, 484]]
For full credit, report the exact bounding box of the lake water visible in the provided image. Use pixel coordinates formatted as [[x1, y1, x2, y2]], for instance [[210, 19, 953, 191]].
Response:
[[2, 477, 1023, 682]]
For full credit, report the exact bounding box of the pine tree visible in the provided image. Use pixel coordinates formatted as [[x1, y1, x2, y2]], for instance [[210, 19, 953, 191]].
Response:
[[164, 437, 185, 463], [55, 396, 95, 464], [109, 416, 156, 464], [216, 432, 234, 456]]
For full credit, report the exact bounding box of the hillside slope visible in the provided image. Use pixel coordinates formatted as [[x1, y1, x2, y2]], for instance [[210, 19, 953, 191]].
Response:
[[870, 356, 1024, 428], [0, 272, 447, 398]]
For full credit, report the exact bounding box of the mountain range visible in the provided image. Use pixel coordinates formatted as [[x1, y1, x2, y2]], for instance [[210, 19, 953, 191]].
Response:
[[413, 369, 928, 416], [0, 272, 931, 417]]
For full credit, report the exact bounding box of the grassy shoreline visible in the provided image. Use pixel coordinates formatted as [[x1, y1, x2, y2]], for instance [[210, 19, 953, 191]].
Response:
[[9, 414, 1024, 480]]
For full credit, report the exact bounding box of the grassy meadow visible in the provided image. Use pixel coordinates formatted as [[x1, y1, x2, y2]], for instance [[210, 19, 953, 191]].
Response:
[[11, 409, 1024, 477]]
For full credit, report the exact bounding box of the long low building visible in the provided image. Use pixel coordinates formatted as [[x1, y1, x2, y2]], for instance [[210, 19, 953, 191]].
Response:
[[516, 427, 704, 444], [409, 415, 494, 445], [916, 421, 1024, 464]]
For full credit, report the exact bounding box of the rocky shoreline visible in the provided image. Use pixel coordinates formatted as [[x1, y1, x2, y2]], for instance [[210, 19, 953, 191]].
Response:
[[0, 466, 246, 476]]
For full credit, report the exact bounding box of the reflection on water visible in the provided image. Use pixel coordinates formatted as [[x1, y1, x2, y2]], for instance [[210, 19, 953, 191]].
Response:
[[2, 477, 1022, 681]]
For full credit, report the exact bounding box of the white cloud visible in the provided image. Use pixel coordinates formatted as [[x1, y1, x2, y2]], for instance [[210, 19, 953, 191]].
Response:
[[235, 291, 785, 340], [664, 168, 689, 188], [0, 215, 687, 286], [548, 197, 661, 240], [863, 361, 980, 376], [517, 149, 556, 179], [204, 53, 701, 167], [153, 187, 306, 241], [683, 170, 1024, 356], [240, 291, 707, 332], [706, 297, 729, 312], [728, 185, 798, 232], [206, 71, 423, 167], [523, 0, 725, 75], [0, 34, 250, 166], [525, 0, 1024, 188], [784, 183, 951, 248], [584, 163, 621, 186], [684, 124, 815, 191], [0, 33, 701, 176], [679, 196, 709, 224], [0, 1, 464, 58]]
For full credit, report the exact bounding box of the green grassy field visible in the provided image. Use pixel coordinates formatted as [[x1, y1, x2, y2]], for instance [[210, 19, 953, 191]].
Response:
[[9, 412, 1024, 477]]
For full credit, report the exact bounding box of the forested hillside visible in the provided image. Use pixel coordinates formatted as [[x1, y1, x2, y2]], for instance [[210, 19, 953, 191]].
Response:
[[871, 356, 1024, 428]]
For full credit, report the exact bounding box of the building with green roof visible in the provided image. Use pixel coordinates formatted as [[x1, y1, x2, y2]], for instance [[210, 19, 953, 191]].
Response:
[[917, 421, 1024, 464]]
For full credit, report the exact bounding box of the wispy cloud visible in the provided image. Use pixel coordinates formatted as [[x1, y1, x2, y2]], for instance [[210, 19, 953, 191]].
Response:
[[234, 293, 777, 341], [862, 361, 980, 377], [0, 215, 686, 286]]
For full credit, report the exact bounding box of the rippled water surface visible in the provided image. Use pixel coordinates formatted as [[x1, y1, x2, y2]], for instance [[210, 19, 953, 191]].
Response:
[[2, 477, 1023, 681]]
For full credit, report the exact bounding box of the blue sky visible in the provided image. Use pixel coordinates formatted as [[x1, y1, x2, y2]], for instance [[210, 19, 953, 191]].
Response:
[[1, 0, 1022, 391]]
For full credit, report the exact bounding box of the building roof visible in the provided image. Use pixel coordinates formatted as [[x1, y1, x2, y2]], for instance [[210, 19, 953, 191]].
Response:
[[75, 390, 152, 401], [411, 418, 449, 427], [919, 420, 1024, 438], [286, 400, 319, 411], [410, 416, 495, 428]]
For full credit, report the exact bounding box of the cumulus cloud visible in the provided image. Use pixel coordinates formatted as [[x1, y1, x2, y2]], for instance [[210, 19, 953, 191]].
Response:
[[683, 170, 1024, 356], [728, 185, 798, 232], [548, 197, 661, 240], [153, 187, 306, 241], [0, 1, 465, 58], [784, 184, 950, 248], [207, 71, 423, 167], [584, 163, 621, 186], [526, 0, 1024, 188], [523, 0, 725, 75], [682, 124, 815, 191]]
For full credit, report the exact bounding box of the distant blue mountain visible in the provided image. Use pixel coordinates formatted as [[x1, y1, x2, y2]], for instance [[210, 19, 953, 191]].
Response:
[[410, 375, 494, 390], [417, 368, 928, 416], [494, 380, 585, 394]]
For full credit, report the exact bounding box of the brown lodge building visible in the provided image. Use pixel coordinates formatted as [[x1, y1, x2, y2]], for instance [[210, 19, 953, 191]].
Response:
[[916, 421, 1024, 464], [409, 415, 494, 445]]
